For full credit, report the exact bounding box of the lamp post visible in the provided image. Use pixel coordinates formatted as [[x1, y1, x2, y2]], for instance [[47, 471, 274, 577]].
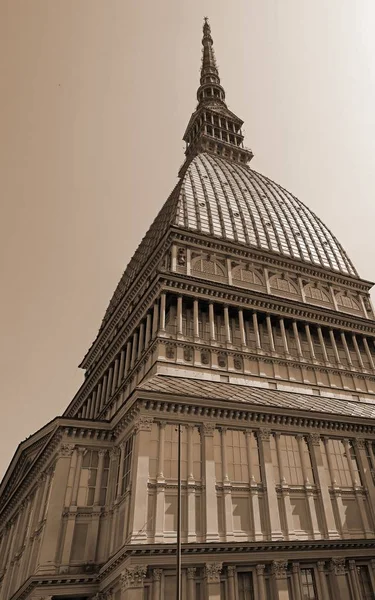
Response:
[[176, 423, 182, 600]]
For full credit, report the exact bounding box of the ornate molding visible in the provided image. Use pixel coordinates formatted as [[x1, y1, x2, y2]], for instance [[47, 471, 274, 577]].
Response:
[[134, 416, 154, 432], [330, 557, 346, 575], [258, 428, 271, 442], [308, 433, 321, 446], [187, 567, 196, 580], [153, 568, 163, 581], [204, 562, 223, 583], [271, 560, 288, 579], [59, 443, 75, 457], [202, 422, 216, 436], [120, 565, 147, 589], [256, 564, 265, 575]]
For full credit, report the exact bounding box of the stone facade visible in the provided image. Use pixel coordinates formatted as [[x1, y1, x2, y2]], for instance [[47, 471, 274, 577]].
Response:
[[1, 17, 375, 600]]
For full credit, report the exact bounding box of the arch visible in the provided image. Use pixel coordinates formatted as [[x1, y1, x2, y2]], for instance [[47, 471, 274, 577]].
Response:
[[191, 255, 227, 279], [304, 283, 331, 304], [232, 263, 264, 287], [269, 273, 299, 296], [336, 292, 361, 312]]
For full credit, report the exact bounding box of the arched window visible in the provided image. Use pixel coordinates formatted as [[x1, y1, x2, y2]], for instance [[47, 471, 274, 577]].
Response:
[[191, 255, 226, 279], [269, 274, 299, 296], [304, 284, 331, 304], [232, 264, 264, 287], [336, 293, 361, 312]]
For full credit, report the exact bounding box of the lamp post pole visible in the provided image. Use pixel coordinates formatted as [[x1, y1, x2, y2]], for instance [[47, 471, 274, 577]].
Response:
[[176, 423, 182, 600]]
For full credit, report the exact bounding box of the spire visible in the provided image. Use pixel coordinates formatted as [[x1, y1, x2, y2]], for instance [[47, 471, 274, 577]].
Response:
[[179, 18, 253, 176]]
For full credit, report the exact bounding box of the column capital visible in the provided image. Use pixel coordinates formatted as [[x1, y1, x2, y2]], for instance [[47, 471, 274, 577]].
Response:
[[317, 561, 326, 572], [120, 565, 147, 589], [187, 567, 196, 580], [348, 560, 356, 571], [292, 562, 300, 574], [330, 557, 346, 575], [153, 568, 163, 581], [159, 420, 167, 429], [98, 449, 107, 458], [202, 422, 216, 437], [109, 446, 120, 458], [308, 432, 321, 446], [256, 564, 265, 575], [227, 565, 236, 577], [258, 428, 271, 442], [271, 560, 288, 579], [352, 437, 366, 450], [134, 416, 154, 432], [204, 562, 222, 583], [59, 443, 75, 457]]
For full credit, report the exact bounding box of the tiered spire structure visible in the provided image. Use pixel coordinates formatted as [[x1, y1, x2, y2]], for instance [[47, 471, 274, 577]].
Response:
[[180, 18, 253, 173]]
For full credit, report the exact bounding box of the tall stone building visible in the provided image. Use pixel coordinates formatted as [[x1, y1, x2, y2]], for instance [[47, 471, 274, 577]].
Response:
[[2, 18, 375, 600]]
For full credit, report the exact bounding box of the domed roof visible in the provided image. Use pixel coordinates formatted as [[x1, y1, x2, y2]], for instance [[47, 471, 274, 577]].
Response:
[[175, 153, 356, 277]]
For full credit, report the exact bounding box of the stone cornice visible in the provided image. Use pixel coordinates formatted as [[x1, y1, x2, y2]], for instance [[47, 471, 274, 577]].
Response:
[[9, 574, 98, 600]]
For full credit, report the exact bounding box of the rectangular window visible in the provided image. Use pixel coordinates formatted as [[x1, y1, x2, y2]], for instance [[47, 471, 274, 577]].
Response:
[[227, 429, 248, 482], [121, 435, 134, 495], [99, 453, 110, 505], [77, 450, 98, 506], [325, 439, 360, 487], [357, 565, 374, 599], [164, 425, 188, 480], [300, 568, 318, 600]]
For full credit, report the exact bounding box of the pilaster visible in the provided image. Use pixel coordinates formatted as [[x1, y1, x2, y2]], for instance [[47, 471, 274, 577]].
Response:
[[204, 562, 222, 600], [128, 417, 153, 543], [202, 423, 219, 542], [120, 565, 147, 600], [257, 429, 283, 540]]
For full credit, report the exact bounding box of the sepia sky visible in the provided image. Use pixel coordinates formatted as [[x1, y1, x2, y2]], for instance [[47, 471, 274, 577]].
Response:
[[1, 0, 375, 478]]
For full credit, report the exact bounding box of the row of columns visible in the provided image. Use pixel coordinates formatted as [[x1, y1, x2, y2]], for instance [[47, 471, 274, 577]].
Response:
[[102, 559, 375, 600]]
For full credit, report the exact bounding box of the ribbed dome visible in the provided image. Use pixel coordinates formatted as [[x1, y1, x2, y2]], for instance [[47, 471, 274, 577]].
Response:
[[175, 153, 356, 277]]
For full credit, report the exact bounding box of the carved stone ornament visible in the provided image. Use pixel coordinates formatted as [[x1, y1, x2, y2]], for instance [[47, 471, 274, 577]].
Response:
[[177, 247, 186, 266], [109, 446, 120, 458], [353, 438, 366, 450], [187, 567, 196, 580], [330, 558, 346, 575], [202, 422, 216, 436], [134, 416, 153, 432], [233, 356, 242, 370], [166, 345, 175, 359], [183, 346, 192, 362], [256, 564, 265, 575], [257, 428, 271, 442], [153, 568, 162, 581], [308, 433, 321, 446], [120, 565, 147, 589], [204, 562, 223, 583], [218, 353, 227, 368], [227, 565, 236, 577], [201, 349, 210, 365], [59, 443, 75, 457], [271, 560, 288, 579]]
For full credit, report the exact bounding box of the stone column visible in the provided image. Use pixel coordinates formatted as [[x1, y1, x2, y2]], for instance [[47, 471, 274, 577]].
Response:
[[137, 323, 145, 359], [152, 568, 162, 600], [187, 567, 196, 599], [37, 445, 74, 573], [239, 309, 247, 347], [187, 425, 196, 542], [71, 447, 86, 506], [256, 564, 267, 600], [317, 561, 330, 600], [330, 558, 351, 600], [152, 302, 159, 339], [224, 306, 232, 344], [124, 341, 132, 377], [363, 337, 375, 369], [120, 565, 147, 600], [304, 324, 316, 361], [220, 428, 234, 541], [275, 433, 295, 540], [279, 319, 289, 355], [99, 374, 108, 410], [348, 560, 361, 599], [106, 367, 114, 402], [308, 434, 339, 539], [291, 563, 301, 600], [329, 330, 341, 365], [89, 391, 97, 419], [227, 566, 236, 600], [340, 332, 353, 367], [202, 423, 219, 542], [128, 417, 153, 542], [130, 333, 138, 369], [267, 315, 276, 352], [154, 421, 166, 543], [296, 435, 320, 538], [343, 438, 371, 536], [177, 296, 183, 336], [204, 562, 222, 600], [271, 560, 289, 600], [159, 293, 166, 333], [209, 302, 216, 341], [253, 312, 261, 350], [245, 431, 262, 540], [94, 383, 102, 414], [352, 334, 364, 369], [354, 438, 375, 529], [257, 429, 283, 540], [324, 438, 347, 535], [193, 300, 200, 340], [292, 322, 303, 358], [317, 327, 329, 363], [145, 314, 152, 349], [118, 350, 126, 386]]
